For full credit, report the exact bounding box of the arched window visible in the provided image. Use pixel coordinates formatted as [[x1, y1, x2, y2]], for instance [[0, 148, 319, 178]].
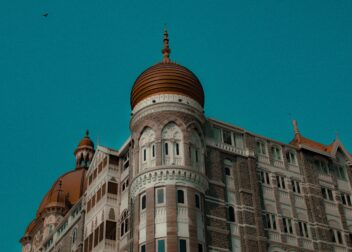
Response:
[[120, 210, 129, 237], [228, 206, 235, 222], [190, 130, 203, 170], [161, 123, 183, 165], [141, 194, 146, 210], [139, 128, 156, 171]]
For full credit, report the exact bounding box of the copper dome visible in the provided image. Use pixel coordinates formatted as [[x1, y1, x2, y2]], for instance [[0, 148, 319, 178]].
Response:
[[36, 168, 86, 217], [130, 29, 204, 109], [77, 130, 94, 148]]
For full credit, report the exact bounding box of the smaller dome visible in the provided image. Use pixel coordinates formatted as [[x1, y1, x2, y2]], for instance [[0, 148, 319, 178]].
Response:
[[77, 130, 94, 148]]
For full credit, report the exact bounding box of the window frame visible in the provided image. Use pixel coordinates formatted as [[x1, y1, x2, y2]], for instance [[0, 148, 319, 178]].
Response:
[[156, 187, 165, 205], [140, 194, 147, 211], [177, 189, 185, 204], [156, 238, 166, 252]]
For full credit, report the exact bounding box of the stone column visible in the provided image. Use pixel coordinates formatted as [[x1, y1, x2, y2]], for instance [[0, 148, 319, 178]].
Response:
[[166, 185, 178, 252], [146, 188, 156, 252]]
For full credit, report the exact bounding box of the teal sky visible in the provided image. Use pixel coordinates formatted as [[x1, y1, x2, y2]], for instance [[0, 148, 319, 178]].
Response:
[[1, 0, 351, 250]]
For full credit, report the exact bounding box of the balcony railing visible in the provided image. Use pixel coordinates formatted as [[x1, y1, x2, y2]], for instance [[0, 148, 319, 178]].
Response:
[[267, 230, 280, 242], [301, 238, 314, 250]]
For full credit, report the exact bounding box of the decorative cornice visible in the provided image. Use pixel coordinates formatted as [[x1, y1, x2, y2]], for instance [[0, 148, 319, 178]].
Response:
[[130, 166, 209, 198]]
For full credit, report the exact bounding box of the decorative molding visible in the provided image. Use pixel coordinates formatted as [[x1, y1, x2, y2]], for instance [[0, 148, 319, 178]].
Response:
[[132, 94, 203, 114], [130, 167, 208, 198]]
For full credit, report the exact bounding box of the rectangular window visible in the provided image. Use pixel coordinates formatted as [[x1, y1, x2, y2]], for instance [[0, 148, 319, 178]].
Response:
[[276, 176, 286, 189], [286, 152, 296, 165], [105, 221, 116, 240], [143, 148, 147, 161], [99, 222, 104, 242], [94, 227, 99, 247], [198, 244, 203, 252], [97, 188, 101, 202], [102, 183, 106, 196], [234, 133, 244, 148], [256, 141, 266, 155], [177, 190, 185, 204], [140, 244, 146, 252], [222, 130, 232, 145], [337, 166, 346, 179], [298, 221, 309, 238], [152, 144, 155, 158], [108, 182, 118, 195], [176, 143, 180, 156], [141, 195, 146, 210], [195, 194, 200, 209], [165, 143, 169, 155], [263, 213, 276, 230], [282, 217, 293, 234], [341, 192, 352, 206], [225, 167, 230, 176], [322, 187, 334, 201], [88, 233, 93, 251], [272, 146, 282, 160], [291, 180, 301, 194], [157, 239, 166, 252], [179, 239, 187, 252], [156, 188, 165, 205], [259, 171, 270, 185]]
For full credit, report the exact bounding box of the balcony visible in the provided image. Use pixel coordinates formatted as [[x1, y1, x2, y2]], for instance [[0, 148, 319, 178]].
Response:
[[206, 138, 252, 157], [267, 230, 280, 242], [105, 240, 116, 250], [288, 164, 300, 173], [258, 154, 270, 164], [301, 238, 314, 250], [286, 235, 297, 246], [278, 190, 290, 203], [262, 185, 275, 199], [107, 193, 117, 203], [273, 160, 285, 168]]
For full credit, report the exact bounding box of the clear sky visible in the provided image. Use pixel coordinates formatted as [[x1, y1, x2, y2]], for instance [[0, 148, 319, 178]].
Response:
[[1, 0, 351, 250]]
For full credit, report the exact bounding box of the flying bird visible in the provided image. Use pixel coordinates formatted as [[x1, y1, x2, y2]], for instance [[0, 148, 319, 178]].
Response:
[[43, 13, 48, 17]]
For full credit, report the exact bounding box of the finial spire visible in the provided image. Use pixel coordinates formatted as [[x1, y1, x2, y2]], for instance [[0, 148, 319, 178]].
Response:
[[292, 119, 301, 143], [85, 129, 89, 137], [162, 26, 171, 63]]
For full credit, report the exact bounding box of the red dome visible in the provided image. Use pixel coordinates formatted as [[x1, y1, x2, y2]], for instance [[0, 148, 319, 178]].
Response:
[[36, 168, 86, 217]]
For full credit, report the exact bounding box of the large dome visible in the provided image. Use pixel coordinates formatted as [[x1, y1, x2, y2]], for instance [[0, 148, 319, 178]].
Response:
[[130, 29, 204, 109], [36, 168, 86, 217]]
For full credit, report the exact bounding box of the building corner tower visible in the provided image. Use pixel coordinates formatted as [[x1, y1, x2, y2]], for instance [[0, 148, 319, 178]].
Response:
[[129, 29, 209, 252]]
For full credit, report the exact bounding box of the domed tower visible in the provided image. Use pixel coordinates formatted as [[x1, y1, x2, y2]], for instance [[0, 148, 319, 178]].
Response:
[[74, 130, 95, 169], [20, 131, 94, 252], [129, 29, 208, 252]]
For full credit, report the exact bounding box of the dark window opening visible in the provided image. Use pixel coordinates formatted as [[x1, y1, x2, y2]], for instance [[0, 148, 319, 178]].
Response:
[[141, 195, 146, 210], [177, 190, 185, 204], [228, 206, 235, 222], [108, 182, 118, 195], [195, 194, 200, 209], [105, 221, 116, 240]]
